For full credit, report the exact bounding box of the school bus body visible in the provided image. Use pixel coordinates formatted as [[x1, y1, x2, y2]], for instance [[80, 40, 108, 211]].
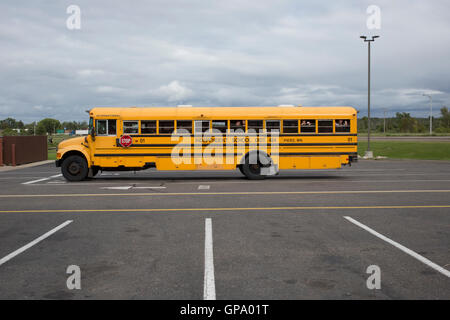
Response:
[[56, 106, 357, 180]]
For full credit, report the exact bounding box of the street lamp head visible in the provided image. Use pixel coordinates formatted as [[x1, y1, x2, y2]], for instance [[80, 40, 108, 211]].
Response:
[[373, 35, 380, 39], [360, 36, 367, 39]]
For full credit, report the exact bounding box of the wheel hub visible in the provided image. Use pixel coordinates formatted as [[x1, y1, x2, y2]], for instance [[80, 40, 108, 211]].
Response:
[[68, 162, 80, 175]]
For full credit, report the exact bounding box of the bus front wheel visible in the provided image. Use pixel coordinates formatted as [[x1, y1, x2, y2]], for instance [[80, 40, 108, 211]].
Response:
[[61, 155, 89, 181]]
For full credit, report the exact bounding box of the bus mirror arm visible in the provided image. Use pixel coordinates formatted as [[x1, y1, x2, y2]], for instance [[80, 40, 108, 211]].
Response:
[[90, 127, 96, 141]]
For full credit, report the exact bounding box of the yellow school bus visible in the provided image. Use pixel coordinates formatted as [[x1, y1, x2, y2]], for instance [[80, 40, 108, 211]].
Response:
[[56, 105, 357, 181]]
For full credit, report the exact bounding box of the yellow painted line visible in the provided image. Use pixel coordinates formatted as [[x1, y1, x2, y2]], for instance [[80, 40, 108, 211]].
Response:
[[1, 189, 450, 198], [0, 205, 449, 213]]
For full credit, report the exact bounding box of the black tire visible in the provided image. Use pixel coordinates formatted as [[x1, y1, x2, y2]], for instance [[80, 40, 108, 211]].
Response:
[[241, 153, 268, 180], [61, 155, 88, 181], [238, 165, 245, 176]]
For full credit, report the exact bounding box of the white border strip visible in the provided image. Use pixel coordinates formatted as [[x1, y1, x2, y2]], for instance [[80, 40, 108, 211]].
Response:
[[344, 216, 450, 278], [22, 174, 62, 185], [0, 220, 73, 266], [203, 218, 216, 300]]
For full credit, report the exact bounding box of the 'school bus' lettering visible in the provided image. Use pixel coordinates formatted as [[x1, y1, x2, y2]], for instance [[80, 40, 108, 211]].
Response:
[[56, 105, 357, 181]]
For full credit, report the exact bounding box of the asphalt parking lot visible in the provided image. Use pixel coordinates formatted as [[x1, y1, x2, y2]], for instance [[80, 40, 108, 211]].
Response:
[[0, 159, 449, 299]]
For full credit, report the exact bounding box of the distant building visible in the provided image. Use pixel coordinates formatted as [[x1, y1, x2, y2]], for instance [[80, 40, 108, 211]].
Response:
[[75, 129, 88, 135]]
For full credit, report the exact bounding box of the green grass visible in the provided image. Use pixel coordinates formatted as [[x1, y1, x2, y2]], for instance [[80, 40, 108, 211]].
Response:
[[47, 134, 75, 160], [48, 149, 56, 160], [47, 136, 450, 161], [358, 133, 450, 137], [358, 141, 450, 160]]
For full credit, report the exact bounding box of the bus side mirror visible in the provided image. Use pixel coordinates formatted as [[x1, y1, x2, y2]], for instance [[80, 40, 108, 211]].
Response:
[[90, 127, 96, 141]]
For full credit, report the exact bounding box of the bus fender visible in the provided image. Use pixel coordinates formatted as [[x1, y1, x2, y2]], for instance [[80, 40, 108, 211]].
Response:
[[59, 147, 92, 168]]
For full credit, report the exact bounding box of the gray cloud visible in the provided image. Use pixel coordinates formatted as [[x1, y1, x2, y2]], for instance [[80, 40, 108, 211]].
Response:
[[0, 0, 449, 122]]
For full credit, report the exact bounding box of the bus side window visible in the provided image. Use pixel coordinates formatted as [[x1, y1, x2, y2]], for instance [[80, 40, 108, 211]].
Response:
[[300, 119, 316, 133], [318, 120, 333, 133], [230, 120, 245, 133], [107, 120, 116, 135], [212, 120, 228, 133], [159, 120, 175, 134], [247, 120, 263, 133], [335, 119, 350, 132], [194, 120, 210, 133], [265, 120, 280, 133], [96, 120, 107, 135], [141, 120, 157, 134], [177, 120, 192, 133], [283, 120, 298, 133], [123, 121, 139, 134]]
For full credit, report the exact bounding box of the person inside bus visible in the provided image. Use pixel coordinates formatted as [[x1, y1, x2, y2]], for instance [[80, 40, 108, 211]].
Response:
[[232, 120, 245, 132]]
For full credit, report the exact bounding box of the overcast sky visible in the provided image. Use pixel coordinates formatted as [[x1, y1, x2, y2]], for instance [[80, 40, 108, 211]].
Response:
[[1, 0, 449, 122]]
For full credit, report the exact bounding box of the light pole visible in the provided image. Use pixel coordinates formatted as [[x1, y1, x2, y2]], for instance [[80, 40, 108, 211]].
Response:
[[422, 94, 433, 135], [360, 35, 379, 158]]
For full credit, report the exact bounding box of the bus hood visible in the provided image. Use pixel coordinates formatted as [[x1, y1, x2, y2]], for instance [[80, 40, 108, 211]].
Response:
[[57, 136, 86, 150]]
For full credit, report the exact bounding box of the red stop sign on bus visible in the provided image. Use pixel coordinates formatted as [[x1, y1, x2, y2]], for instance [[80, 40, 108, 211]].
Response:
[[119, 135, 133, 148]]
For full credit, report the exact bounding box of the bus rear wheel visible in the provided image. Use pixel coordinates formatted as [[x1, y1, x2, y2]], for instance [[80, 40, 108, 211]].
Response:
[[62, 155, 88, 181], [241, 154, 268, 180]]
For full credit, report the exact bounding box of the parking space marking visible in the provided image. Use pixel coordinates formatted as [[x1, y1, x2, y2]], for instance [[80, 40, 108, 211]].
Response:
[[344, 216, 450, 278], [198, 185, 210, 190], [21, 174, 62, 185], [2, 189, 450, 198], [101, 186, 133, 190], [132, 186, 166, 189], [0, 220, 73, 267], [1, 204, 450, 214], [204, 218, 216, 300]]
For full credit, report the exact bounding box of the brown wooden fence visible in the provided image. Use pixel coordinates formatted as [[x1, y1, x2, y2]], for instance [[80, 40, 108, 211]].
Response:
[[0, 136, 47, 166]]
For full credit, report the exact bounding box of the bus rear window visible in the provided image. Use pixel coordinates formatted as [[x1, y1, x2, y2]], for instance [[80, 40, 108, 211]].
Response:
[[141, 120, 157, 134], [159, 120, 175, 134], [283, 120, 298, 133], [335, 119, 351, 132], [318, 120, 333, 133]]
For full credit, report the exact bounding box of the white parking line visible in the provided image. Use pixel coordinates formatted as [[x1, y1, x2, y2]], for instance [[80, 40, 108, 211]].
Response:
[[198, 185, 210, 190], [0, 220, 73, 267], [132, 186, 166, 189], [22, 174, 62, 185], [204, 218, 216, 300], [101, 186, 132, 190], [344, 216, 450, 278], [100, 186, 166, 190]]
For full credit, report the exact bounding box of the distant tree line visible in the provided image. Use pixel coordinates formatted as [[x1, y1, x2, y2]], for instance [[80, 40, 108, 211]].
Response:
[[0, 118, 88, 136], [358, 107, 450, 134], [1, 108, 450, 136]]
